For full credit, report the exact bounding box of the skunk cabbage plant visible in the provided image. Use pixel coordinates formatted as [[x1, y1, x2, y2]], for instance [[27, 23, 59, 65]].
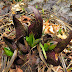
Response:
[[3, 5, 72, 66]]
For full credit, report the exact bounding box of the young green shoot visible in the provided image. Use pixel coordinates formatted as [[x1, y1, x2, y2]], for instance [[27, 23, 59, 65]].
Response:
[[39, 42, 47, 59], [36, 5, 38, 9]]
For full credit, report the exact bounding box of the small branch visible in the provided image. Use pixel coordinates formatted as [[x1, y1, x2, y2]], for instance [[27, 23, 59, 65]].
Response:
[[21, 59, 30, 69], [66, 62, 72, 69], [59, 53, 67, 72], [37, 44, 49, 69], [2, 50, 17, 72]]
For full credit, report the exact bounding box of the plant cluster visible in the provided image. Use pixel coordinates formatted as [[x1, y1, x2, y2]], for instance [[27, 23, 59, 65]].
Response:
[[3, 6, 72, 68]]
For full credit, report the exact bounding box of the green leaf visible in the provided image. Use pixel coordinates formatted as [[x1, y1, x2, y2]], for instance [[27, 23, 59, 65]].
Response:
[[32, 39, 41, 47], [4, 47, 13, 56], [44, 43, 49, 51], [42, 8, 44, 14], [45, 18, 49, 22], [26, 33, 35, 47], [26, 33, 41, 47], [22, 7, 25, 11], [44, 41, 57, 51], [58, 28, 62, 34], [4, 47, 10, 50], [48, 44, 57, 50], [50, 42, 53, 45], [36, 5, 38, 9], [39, 43, 47, 59], [7, 28, 10, 32], [48, 41, 57, 50]]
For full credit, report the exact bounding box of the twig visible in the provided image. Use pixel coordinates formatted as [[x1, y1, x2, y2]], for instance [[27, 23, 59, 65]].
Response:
[[59, 52, 67, 72], [2, 50, 17, 72], [56, 66, 61, 72], [38, 64, 40, 72], [28, 64, 32, 72], [66, 61, 72, 69], [3, 56, 7, 69], [37, 44, 49, 69], [1, 50, 7, 71], [29, 45, 37, 54], [1, 50, 4, 70], [21, 59, 30, 68], [49, 14, 72, 31], [42, 65, 45, 72]]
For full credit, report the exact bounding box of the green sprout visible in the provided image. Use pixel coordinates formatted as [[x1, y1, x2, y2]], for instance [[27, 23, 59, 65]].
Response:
[[7, 28, 10, 32], [3, 47, 13, 57], [44, 41, 57, 51], [16, 0, 22, 2], [22, 7, 25, 11], [26, 33, 40, 47], [42, 8, 44, 14], [58, 28, 62, 34], [39, 42, 47, 59], [36, 5, 38, 9]]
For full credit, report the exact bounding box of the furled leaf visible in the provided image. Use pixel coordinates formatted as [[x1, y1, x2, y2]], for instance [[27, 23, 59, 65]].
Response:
[[13, 15, 28, 40], [54, 30, 72, 53], [28, 5, 43, 39], [4, 47, 13, 56], [39, 42, 47, 59], [46, 51, 60, 66]]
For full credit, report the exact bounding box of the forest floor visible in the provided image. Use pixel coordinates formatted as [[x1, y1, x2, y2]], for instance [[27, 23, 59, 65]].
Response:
[[0, 0, 72, 72]]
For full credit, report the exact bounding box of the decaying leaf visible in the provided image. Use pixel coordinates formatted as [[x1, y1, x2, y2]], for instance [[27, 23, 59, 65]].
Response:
[[21, 15, 31, 23]]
